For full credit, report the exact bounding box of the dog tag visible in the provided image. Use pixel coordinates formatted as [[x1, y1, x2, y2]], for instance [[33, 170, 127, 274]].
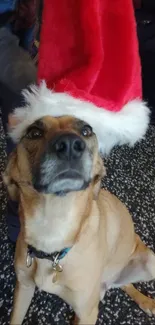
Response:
[[52, 271, 58, 283], [52, 263, 63, 272], [52, 254, 63, 283], [52, 253, 63, 273], [52, 265, 63, 283]]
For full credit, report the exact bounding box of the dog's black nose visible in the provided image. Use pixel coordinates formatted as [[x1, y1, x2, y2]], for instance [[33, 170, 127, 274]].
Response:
[[54, 134, 85, 160]]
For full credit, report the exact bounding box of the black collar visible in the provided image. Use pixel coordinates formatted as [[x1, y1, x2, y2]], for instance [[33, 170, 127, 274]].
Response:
[[27, 245, 71, 263]]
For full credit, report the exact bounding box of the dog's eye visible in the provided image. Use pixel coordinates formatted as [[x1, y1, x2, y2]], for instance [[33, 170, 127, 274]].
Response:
[[26, 127, 43, 140], [81, 125, 93, 137]]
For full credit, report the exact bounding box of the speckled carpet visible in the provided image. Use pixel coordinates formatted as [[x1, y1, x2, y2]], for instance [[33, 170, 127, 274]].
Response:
[[0, 118, 155, 325]]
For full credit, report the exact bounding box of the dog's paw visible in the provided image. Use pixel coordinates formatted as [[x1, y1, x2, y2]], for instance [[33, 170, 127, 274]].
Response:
[[139, 297, 155, 316]]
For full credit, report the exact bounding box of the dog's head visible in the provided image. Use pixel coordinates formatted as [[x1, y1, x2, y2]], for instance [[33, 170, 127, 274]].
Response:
[[4, 115, 105, 200]]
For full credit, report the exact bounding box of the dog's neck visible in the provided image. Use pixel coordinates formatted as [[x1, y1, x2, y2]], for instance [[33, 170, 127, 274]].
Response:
[[19, 185, 96, 254]]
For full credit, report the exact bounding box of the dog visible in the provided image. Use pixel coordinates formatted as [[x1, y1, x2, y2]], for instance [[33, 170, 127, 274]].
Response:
[[3, 114, 155, 325]]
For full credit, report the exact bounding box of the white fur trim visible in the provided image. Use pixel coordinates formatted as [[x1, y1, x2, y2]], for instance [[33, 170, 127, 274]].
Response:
[[9, 81, 150, 155]]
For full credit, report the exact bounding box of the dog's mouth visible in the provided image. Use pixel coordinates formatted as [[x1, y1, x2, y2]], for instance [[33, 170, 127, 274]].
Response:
[[53, 169, 83, 180], [33, 168, 90, 195]]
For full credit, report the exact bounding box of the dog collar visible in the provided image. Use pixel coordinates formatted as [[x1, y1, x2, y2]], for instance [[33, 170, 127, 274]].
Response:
[[26, 245, 71, 271]]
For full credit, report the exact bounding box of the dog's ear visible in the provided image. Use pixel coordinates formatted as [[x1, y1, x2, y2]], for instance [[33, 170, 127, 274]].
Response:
[[3, 150, 19, 201], [93, 155, 106, 200], [3, 142, 32, 201], [3, 114, 22, 200]]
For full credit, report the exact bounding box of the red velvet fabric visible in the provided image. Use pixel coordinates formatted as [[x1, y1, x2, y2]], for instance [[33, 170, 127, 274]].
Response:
[[38, 0, 142, 112]]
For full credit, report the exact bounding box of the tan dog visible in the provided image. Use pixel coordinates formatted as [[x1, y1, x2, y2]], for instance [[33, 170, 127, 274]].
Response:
[[3, 115, 155, 325]]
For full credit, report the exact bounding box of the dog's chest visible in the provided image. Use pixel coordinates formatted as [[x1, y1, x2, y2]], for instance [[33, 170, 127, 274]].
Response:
[[32, 234, 103, 303]]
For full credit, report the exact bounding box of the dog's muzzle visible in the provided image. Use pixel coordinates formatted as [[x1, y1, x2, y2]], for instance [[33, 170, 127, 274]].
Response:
[[33, 133, 92, 195]]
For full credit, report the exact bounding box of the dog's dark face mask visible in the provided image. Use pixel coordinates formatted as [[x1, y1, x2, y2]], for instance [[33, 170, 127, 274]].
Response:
[[5, 116, 100, 196]]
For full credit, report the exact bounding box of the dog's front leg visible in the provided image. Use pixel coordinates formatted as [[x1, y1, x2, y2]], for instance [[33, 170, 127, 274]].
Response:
[[73, 305, 98, 325], [10, 280, 35, 325]]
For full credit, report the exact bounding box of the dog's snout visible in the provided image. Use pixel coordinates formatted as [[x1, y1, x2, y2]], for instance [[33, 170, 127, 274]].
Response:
[[54, 134, 85, 160]]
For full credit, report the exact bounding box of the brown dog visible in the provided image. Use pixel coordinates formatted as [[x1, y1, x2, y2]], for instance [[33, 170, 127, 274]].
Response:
[[3, 115, 155, 325]]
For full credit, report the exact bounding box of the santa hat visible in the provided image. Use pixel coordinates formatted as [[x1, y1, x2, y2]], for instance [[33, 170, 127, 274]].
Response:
[[10, 0, 150, 155]]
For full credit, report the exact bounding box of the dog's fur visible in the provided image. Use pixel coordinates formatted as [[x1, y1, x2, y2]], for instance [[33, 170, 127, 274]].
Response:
[[4, 115, 155, 325]]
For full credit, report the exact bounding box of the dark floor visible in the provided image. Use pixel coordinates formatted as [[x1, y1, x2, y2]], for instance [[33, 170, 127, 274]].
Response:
[[0, 118, 155, 325]]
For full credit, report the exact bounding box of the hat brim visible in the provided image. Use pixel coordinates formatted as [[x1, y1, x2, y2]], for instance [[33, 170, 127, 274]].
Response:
[[9, 82, 150, 155]]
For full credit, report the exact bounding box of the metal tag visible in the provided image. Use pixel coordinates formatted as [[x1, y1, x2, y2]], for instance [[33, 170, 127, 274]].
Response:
[[52, 254, 63, 273], [52, 263, 63, 272], [52, 271, 58, 283], [26, 252, 33, 268], [52, 254, 63, 284]]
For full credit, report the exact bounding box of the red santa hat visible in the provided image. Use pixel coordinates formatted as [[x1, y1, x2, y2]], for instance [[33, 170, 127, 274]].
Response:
[[10, 0, 150, 155]]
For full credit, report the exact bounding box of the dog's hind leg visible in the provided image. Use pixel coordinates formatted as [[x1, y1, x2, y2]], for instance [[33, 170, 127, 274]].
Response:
[[117, 235, 155, 316], [10, 280, 35, 325], [122, 284, 155, 316]]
